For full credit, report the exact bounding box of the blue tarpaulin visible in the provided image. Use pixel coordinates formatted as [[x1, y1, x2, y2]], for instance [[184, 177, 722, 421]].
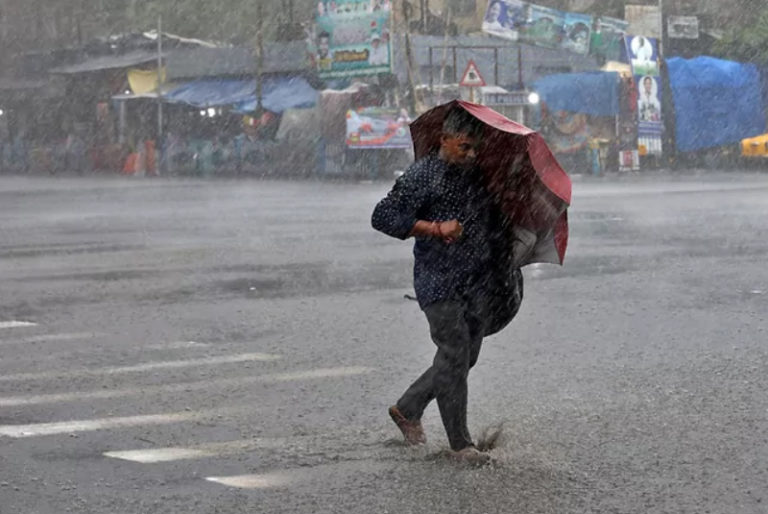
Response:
[[233, 76, 318, 113], [164, 76, 317, 113], [532, 72, 620, 116], [667, 56, 766, 152]]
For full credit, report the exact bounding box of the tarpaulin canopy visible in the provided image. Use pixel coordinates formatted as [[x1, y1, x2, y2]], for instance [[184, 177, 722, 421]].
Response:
[[127, 68, 167, 95], [532, 71, 620, 116], [233, 76, 319, 114], [667, 56, 767, 152], [163, 78, 255, 108], [163, 76, 317, 114]]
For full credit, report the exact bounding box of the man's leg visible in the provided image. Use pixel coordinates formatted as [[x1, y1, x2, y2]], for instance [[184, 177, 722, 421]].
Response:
[[418, 301, 477, 451], [396, 302, 484, 421]]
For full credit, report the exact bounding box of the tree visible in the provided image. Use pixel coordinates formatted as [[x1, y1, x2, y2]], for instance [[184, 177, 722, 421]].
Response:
[[713, 8, 768, 65]]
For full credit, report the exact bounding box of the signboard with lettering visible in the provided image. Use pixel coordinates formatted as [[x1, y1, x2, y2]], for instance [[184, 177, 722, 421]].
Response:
[[313, 0, 392, 79]]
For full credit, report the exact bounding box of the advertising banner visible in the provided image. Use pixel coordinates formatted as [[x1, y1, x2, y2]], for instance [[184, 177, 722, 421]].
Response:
[[522, 4, 565, 49], [561, 12, 592, 55], [345, 107, 412, 149], [482, 1, 627, 59], [314, 0, 392, 79], [626, 35, 662, 156], [589, 15, 629, 62], [481, 0, 528, 42]]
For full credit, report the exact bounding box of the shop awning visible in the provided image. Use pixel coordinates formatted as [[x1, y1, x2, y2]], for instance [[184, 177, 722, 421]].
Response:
[[163, 76, 317, 113], [233, 76, 319, 113]]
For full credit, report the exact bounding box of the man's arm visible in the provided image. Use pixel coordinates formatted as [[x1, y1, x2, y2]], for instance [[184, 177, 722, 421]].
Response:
[[371, 164, 427, 240], [371, 163, 463, 242]]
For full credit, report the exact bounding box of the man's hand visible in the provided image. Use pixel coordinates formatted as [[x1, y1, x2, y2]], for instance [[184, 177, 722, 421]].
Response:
[[410, 219, 463, 243], [436, 219, 463, 243]]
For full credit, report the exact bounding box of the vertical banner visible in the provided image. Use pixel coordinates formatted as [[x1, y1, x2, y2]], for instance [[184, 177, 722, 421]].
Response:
[[626, 35, 662, 156], [589, 15, 628, 62], [618, 74, 639, 171], [314, 0, 392, 79]]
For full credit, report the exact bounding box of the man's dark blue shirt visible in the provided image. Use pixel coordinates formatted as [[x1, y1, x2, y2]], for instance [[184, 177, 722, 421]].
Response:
[[372, 153, 501, 309]]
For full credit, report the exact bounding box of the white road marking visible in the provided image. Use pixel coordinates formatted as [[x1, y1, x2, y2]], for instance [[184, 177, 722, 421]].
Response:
[[145, 340, 211, 350], [0, 411, 204, 438], [104, 439, 279, 463], [206, 472, 295, 489], [0, 332, 101, 346], [104, 448, 215, 463], [0, 321, 37, 329], [205, 462, 389, 490], [0, 352, 281, 382], [104, 428, 378, 464], [0, 366, 373, 407]]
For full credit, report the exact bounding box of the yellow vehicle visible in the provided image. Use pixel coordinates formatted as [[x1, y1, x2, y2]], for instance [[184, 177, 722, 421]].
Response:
[[741, 133, 768, 158]]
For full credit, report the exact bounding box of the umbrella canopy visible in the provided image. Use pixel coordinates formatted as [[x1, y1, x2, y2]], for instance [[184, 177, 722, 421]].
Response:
[[409, 99, 571, 266]]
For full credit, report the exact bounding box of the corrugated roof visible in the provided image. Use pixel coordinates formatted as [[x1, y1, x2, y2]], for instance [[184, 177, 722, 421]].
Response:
[[50, 50, 162, 74], [166, 42, 308, 79]]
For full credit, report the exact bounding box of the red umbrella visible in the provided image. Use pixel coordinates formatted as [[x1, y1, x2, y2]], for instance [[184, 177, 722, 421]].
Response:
[[409, 99, 571, 266]]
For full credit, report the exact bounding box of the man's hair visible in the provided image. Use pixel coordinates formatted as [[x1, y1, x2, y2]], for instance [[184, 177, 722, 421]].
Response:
[[442, 107, 484, 139], [318, 31, 330, 41]]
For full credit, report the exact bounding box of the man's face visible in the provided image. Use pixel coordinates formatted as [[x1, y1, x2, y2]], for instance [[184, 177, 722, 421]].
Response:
[[644, 78, 653, 95], [372, 38, 380, 49], [440, 133, 480, 167]]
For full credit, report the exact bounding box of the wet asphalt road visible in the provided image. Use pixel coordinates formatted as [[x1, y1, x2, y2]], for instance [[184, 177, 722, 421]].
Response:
[[0, 172, 767, 514]]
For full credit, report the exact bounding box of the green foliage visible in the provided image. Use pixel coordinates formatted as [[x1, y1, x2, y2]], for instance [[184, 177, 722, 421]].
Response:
[[713, 9, 768, 65]]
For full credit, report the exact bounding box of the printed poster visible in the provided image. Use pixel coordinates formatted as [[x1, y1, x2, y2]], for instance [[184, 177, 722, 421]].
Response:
[[561, 12, 592, 55], [589, 15, 628, 62], [481, 0, 529, 42], [314, 0, 392, 79], [626, 35, 662, 156], [521, 4, 564, 49], [346, 107, 412, 149]]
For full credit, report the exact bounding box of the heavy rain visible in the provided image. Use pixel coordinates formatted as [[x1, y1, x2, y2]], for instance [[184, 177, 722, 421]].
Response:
[[1, 0, 767, 512]]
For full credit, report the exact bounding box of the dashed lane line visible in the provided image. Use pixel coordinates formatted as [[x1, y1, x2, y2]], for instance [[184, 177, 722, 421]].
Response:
[[0, 321, 37, 329], [0, 352, 282, 382], [205, 462, 391, 490], [0, 332, 102, 346], [0, 366, 374, 407], [0, 410, 211, 438]]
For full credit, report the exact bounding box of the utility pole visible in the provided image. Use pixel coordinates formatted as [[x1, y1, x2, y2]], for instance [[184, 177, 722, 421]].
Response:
[[401, 0, 418, 113], [256, 0, 264, 113], [658, 0, 664, 56], [156, 14, 163, 175]]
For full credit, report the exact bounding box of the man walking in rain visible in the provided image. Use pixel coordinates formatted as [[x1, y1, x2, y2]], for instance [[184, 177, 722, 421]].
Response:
[[371, 107, 523, 465]]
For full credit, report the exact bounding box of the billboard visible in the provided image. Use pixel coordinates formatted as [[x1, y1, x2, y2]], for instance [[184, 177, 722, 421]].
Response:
[[626, 35, 662, 156], [481, 1, 627, 59], [314, 0, 392, 79], [345, 107, 412, 149], [561, 12, 592, 55], [589, 15, 629, 62]]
